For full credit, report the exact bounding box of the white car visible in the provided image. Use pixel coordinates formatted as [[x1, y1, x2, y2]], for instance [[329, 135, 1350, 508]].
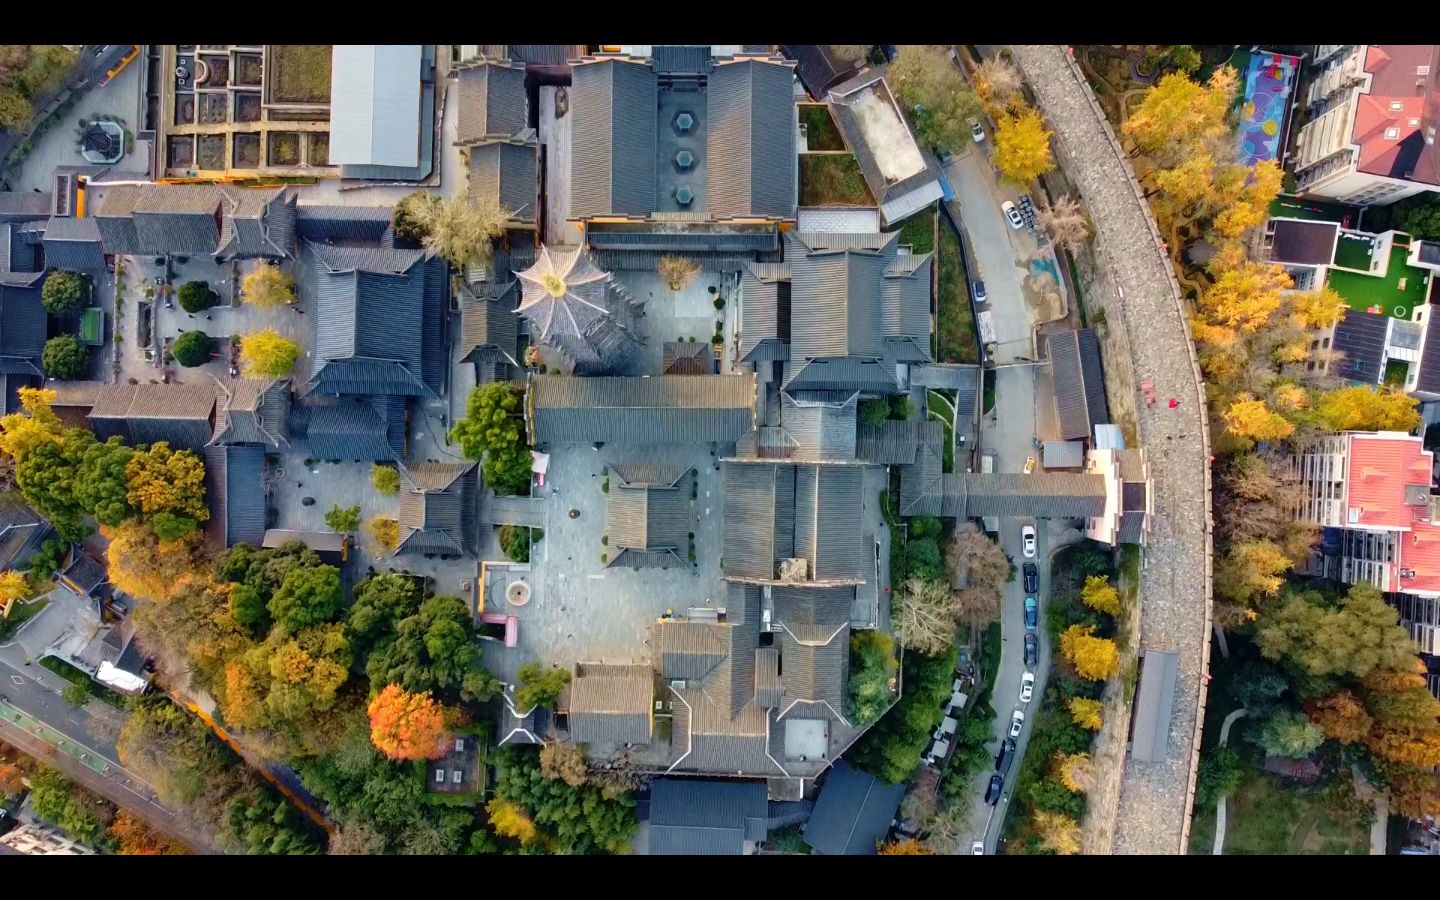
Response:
[[971, 119, 986, 143], [1021, 525, 1037, 558], [1002, 200, 1025, 230], [1009, 709, 1025, 738], [1020, 672, 1035, 704], [971, 840, 985, 855]]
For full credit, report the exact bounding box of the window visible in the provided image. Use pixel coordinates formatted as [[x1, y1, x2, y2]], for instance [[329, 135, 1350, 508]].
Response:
[[1391, 101, 1405, 111], [1411, 118, 1422, 127], [1386, 128, 1400, 140], [451, 770, 463, 785], [454, 738, 465, 752], [1419, 65, 1431, 76], [1322, 337, 1331, 348], [434, 769, 445, 784]]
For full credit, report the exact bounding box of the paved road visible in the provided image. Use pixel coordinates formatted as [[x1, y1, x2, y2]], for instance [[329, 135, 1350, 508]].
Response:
[[1007, 44, 1213, 856]]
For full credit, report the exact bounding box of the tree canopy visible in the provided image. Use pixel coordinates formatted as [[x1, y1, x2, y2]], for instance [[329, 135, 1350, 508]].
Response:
[[1059, 624, 1119, 681], [514, 661, 571, 711], [367, 684, 450, 761], [41, 270, 88, 314], [177, 281, 219, 313], [1257, 583, 1420, 681], [452, 382, 531, 496], [993, 106, 1054, 185], [42, 334, 89, 379], [171, 330, 213, 367], [892, 577, 961, 656], [491, 745, 637, 854], [240, 329, 302, 378], [126, 440, 209, 540], [364, 594, 495, 702], [242, 263, 296, 307], [887, 45, 982, 153]]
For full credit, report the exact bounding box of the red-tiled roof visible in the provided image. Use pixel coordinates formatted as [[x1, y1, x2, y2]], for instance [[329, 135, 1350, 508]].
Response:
[[1352, 45, 1440, 186], [1345, 433, 1430, 529]]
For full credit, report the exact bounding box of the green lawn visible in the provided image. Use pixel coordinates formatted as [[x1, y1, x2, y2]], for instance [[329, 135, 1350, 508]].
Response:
[[1384, 358, 1410, 388], [926, 390, 955, 474], [1269, 194, 1355, 225], [1216, 767, 1371, 855], [897, 204, 936, 255], [1332, 232, 1376, 271], [798, 104, 845, 151], [936, 222, 980, 364], [0, 596, 47, 641], [1326, 241, 1433, 319], [798, 154, 873, 206]]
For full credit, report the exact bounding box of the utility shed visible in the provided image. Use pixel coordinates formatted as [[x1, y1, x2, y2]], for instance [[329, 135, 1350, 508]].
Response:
[[648, 778, 769, 854], [1128, 649, 1180, 763], [329, 45, 423, 168], [802, 760, 904, 855]]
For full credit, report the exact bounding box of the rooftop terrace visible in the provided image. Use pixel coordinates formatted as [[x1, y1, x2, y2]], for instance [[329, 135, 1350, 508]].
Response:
[[1327, 238, 1434, 320]]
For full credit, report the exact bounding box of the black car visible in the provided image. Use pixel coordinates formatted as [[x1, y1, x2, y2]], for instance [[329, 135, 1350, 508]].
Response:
[[995, 738, 1016, 777], [1024, 632, 1038, 668], [1023, 562, 1038, 594], [985, 774, 1004, 806]]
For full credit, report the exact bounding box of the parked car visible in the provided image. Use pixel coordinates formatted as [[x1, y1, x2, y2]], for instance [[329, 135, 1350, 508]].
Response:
[[1009, 709, 1025, 738], [1023, 456, 1037, 474], [1023, 562, 1038, 594], [1024, 596, 1038, 631], [1024, 632, 1038, 667], [1001, 200, 1024, 230], [985, 774, 1004, 806], [971, 840, 985, 855], [995, 737, 1016, 776], [971, 119, 986, 143], [973, 280, 987, 303], [1020, 672, 1035, 704], [1021, 525, 1037, 558]]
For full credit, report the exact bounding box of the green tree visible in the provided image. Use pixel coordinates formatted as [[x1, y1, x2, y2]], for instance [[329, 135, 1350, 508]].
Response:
[[176, 281, 218, 313], [324, 504, 361, 534], [887, 45, 982, 153], [904, 538, 945, 582], [365, 595, 492, 701], [0, 86, 30, 130], [1165, 45, 1203, 73], [75, 435, 134, 526], [1257, 583, 1419, 680], [1251, 708, 1325, 759], [61, 680, 90, 707], [344, 572, 424, 653], [859, 399, 890, 428], [452, 382, 532, 496], [1390, 194, 1440, 242], [1227, 659, 1290, 713], [392, 191, 438, 244], [499, 525, 531, 563], [27, 766, 113, 846], [492, 745, 637, 854], [41, 334, 89, 379], [41, 270, 88, 314], [239, 330, 302, 378], [267, 564, 343, 634], [849, 643, 959, 784], [16, 426, 93, 540], [126, 441, 209, 541], [849, 630, 897, 726], [514, 661, 571, 711], [1194, 744, 1245, 808], [171, 330, 213, 367], [370, 464, 400, 495], [889, 395, 914, 420]]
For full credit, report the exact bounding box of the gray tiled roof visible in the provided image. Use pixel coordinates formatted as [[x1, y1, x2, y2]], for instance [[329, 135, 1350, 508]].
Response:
[[706, 59, 798, 220], [882, 253, 932, 362], [41, 216, 105, 270], [568, 663, 654, 745], [204, 443, 266, 549], [654, 620, 728, 680], [297, 396, 400, 461], [455, 61, 529, 145], [1268, 219, 1337, 266], [662, 340, 714, 375], [778, 624, 849, 720], [0, 224, 39, 277], [1333, 310, 1387, 386], [781, 357, 897, 393], [458, 282, 519, 367], [92, 184, 295, 259], [51, 382, 216, 452], [307, 241, 444, 398], [396, 462, 478, 557], [958, 473, 1107, 519], [216, 187, 297, 260], [131, 185, 223, 255], [739, 261, 790, 363], [570, 58, 658, 219], [779, 391, 857, 461], [91, 184, 142, 253], [793, 464, 866, 581], [529, 375, 755, 445], [1044, 329, 1109, 441], [606, 469, 691, 561], [0, 191, 53, 221], [722, 462, 795, 580], [0, 281, 47, 373], [467, 140, 538, 225], [295, 204, 394, 243], [788, 244, 887, 360], [515, 245, 643, 374], [1130, 650, 1179, 763], [648, 778, 769, 855], [754, 647, 782, 708], [803, 760, 904, 855], [211, 377, 291, 448]]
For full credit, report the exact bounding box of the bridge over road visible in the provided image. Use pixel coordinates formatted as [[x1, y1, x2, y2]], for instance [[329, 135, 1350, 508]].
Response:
[[1006, 45, 1215, 856]]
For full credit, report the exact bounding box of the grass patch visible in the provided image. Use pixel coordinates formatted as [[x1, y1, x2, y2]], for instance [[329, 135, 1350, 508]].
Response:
[[1219, 765, 1371, 855], [1332, 232, 1375, 271], [799, 104, 845, 151], [268, 45, 332, 104], [39, 655, 126, 707], [926, 390, 956, 474], [1326, 242, 1433, 320], [798, 154, 873, 206], [936, 222, 979, 364], [0, 595, 47, 641], [896, 204, 936, 255], [1384, 358, 1410, 388], [1268, 194, 1354, 225], [982, 369, 996, 415]]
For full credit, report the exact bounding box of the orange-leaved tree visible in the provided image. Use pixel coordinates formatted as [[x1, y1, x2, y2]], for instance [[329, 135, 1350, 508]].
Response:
[[878, 838, 934, 855], [1068, 696, 1103, 731], [1059, 624, 1119, 681], [367, 683, 450, 760]]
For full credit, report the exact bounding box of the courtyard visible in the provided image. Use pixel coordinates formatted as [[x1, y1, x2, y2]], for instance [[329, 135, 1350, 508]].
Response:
[[1326, 240, 1434, 320]]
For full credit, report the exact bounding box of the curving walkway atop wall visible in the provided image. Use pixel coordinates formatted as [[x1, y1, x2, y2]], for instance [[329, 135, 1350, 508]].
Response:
[[1007, 44, 1215, 856]]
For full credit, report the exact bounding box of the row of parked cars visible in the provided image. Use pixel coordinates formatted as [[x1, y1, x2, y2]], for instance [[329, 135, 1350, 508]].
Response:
[[984, 559, 1045, 815]]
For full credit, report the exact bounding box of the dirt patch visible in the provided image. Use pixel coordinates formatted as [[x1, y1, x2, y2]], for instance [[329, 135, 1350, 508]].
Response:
[[308, 132, 329, 167], [235, 53, 263, 86], [167, 135, 195, 168], [799, 103, 845, 151], [173, 93, 195, 126], [233, 132, 261, 168], [268, 132, 301, 167], [1023, 269, 1067, 325], [269, 45, 332, 104], [196, 134, 226, 171], [199, 54, 229, 88], [798, 154, 873, 206], [199, 92, 228, 125]]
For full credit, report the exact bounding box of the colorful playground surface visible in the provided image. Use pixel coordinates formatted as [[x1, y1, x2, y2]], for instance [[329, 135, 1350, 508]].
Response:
[[1326, 239, 1433, 320], [1238, 51, 1300, 169], [1269, 195, 1356, 227]]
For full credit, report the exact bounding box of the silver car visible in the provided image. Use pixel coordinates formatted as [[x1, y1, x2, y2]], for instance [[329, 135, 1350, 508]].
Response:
[[1009, 709, 1025, 738]]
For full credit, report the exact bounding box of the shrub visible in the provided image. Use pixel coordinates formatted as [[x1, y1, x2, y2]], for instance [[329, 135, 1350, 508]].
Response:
[[657, 255, 701, 291], [860, 399, 890, 428], [324, 505, 361, 533], [370, 464, 400, 495], [41, 334, 89, 379], [176, 281, 218, 313], [41, 270, 88, 314], [499, 525, 530, 563], [171, 331, 213, 367], [889, 396, 914, 420]]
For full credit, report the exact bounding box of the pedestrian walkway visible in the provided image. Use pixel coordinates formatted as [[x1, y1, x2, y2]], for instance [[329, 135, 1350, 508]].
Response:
[[1212, 708, 1247, 854], [0, 700, 110, 775]]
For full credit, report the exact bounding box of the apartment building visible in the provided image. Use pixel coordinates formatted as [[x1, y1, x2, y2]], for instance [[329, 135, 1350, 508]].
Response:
[[1292, 45, 1440, 206]]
